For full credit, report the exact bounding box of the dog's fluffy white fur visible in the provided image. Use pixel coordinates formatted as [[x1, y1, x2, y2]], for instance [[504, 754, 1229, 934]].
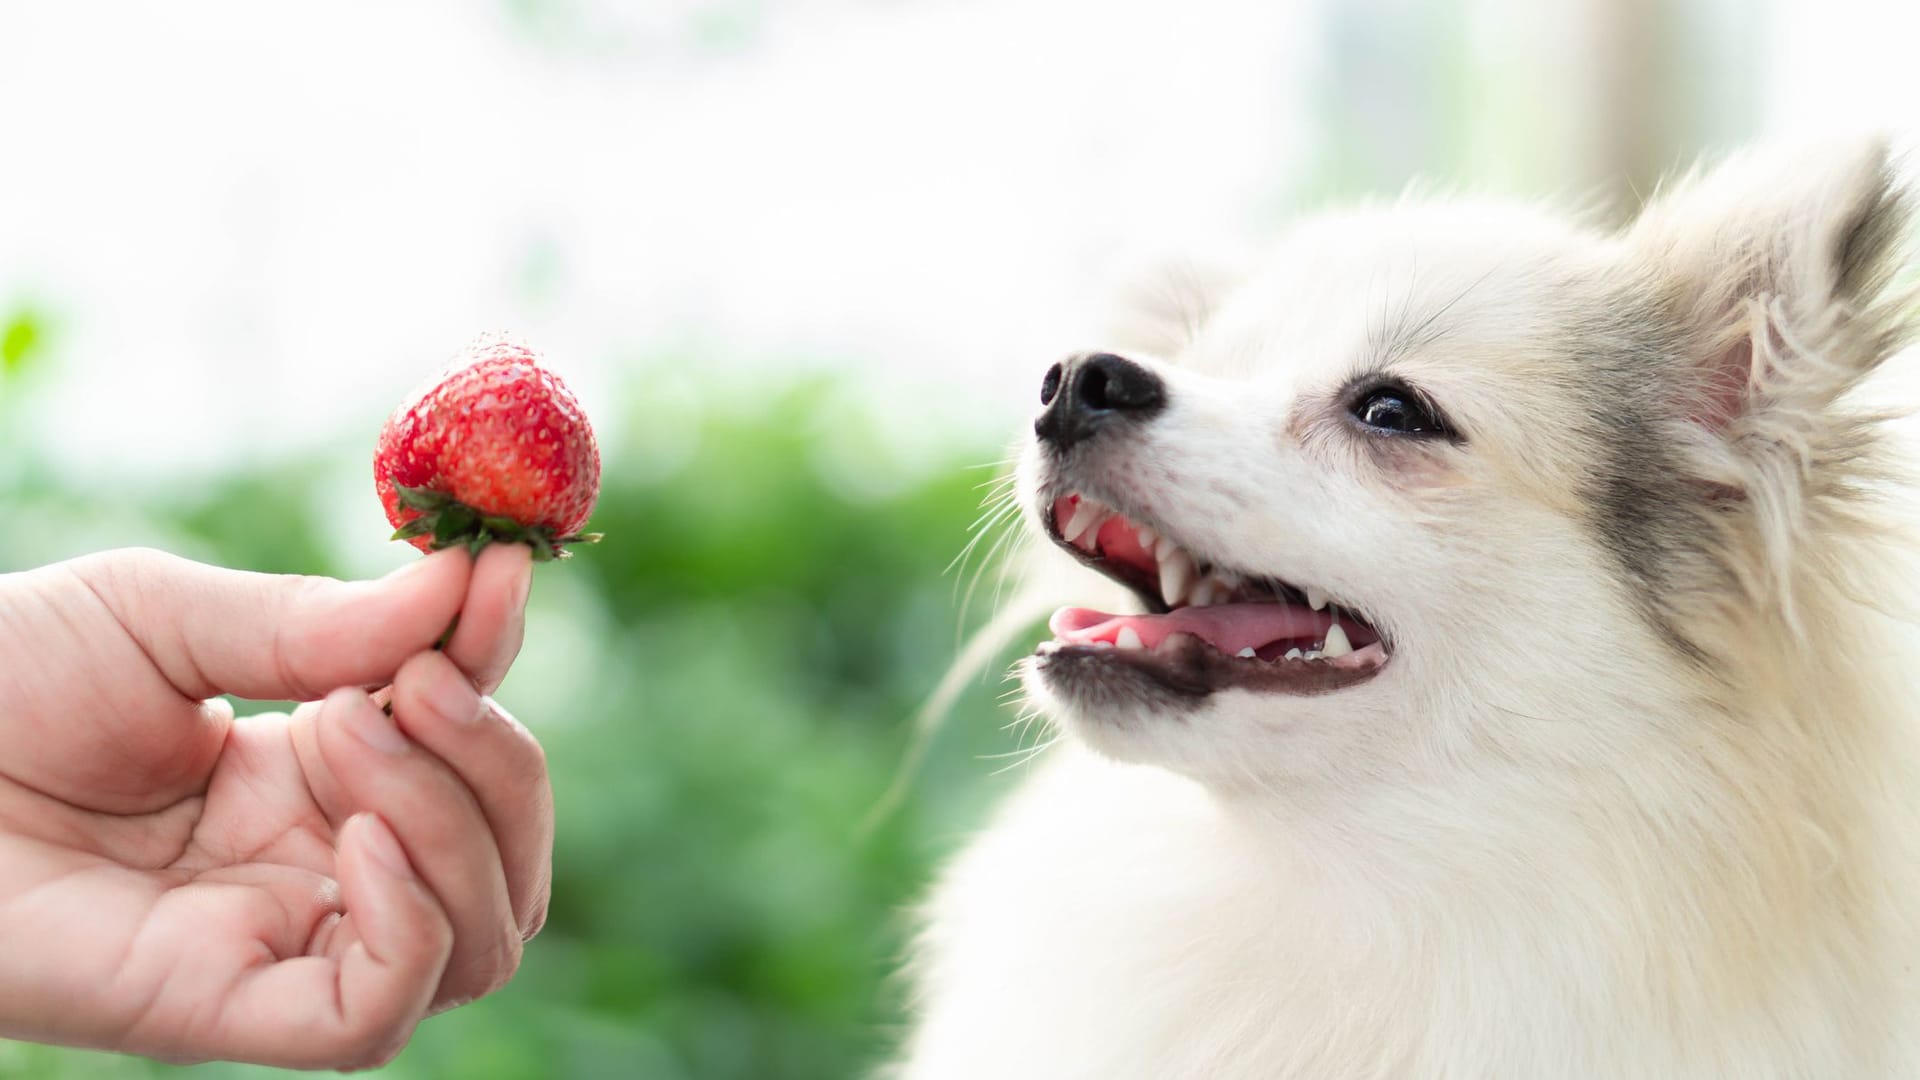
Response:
[[896, 139, 1920, 1078]]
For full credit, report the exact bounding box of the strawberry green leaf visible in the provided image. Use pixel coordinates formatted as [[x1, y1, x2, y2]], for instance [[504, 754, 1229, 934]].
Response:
[[396, 484, 456, 512], [388, 489, 603, 563], [390, 518, 436, 541], [433, 505, 478, 544]]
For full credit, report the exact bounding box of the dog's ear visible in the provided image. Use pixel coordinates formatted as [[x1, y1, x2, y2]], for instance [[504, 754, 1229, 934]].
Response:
[[1626, 137, 1912, 434], [1621, 141, 1914, 631], [1098, 247, 1251, 362]]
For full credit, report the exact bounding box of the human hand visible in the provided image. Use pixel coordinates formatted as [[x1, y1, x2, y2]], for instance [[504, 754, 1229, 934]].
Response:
[[0, 544, 553, 1069]]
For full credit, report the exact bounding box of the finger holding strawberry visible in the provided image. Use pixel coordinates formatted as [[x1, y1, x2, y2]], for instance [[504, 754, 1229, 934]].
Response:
[[376, 336, 603, 562]]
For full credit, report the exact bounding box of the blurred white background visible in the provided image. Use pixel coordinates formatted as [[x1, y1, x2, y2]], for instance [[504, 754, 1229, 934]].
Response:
[[2, 0, 1916, 479]]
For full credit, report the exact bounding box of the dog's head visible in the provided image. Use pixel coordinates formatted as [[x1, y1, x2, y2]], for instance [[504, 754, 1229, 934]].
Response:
[[1018, 140, 1913, 796]]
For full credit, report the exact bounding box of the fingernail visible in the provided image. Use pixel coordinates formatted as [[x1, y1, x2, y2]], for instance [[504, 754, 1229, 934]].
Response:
[[356, 813, 413, 877], [434, 669, 486, 726], [480, 696, 533, 738], [338, 689, 411, 753], [509, 559, 533, 612]]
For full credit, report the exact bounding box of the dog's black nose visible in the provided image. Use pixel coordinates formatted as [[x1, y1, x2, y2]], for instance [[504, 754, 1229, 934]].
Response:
[[1034, 353, 1166, 451]]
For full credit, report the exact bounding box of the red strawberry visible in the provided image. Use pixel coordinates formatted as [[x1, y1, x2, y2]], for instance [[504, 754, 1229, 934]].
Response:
[[375, 336, 602, 561]]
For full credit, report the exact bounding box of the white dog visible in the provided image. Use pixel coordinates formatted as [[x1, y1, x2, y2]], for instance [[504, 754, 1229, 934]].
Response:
[[896, 139, 1920, 1078]]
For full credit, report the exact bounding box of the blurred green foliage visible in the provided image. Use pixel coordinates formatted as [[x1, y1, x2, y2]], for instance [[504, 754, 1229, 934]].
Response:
[[1, 305, 45, 380], [0, 375, 1035, 1079]]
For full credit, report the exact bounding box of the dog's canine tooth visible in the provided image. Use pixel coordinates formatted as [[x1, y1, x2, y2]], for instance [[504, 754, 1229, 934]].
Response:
[[1306, 587, 1328, 611], [1115, 626, 1144, 650], [1322, 622, 1353, 658], [1159, 548, 1194, 609], [1066, 498, 1109, 543]]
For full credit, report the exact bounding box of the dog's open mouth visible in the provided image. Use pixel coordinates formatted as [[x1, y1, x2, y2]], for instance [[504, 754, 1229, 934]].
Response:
[[1037, 493, 1390, 696]]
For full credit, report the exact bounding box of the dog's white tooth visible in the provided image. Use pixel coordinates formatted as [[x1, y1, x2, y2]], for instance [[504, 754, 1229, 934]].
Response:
[[1284, 647, 1303, 660], [1190, 579, 1217, 607], [1066, 499, 1108, 543], [1236, 646, 1257, 658], [1306, 587, 1328, 611], [1304, 650, 1323, 660], [1115, 626, 1144, 650], [1136, 524, 1157, 549], [1159, 549, 1194, 609], [1322, 622, 1353, 658]]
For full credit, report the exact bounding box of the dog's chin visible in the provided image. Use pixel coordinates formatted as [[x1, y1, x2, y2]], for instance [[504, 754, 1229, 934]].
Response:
[[1026, 633, 1390, 768]]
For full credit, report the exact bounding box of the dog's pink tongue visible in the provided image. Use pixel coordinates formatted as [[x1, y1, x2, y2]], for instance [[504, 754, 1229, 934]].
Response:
[[1050, 603, 1330, 654]]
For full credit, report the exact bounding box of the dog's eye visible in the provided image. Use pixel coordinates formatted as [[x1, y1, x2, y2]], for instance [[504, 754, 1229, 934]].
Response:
[[1348, 382, 1451, 437]]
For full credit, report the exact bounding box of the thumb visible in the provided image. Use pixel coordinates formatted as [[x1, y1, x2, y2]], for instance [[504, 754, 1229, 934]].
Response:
[[73, 546, 472, 702]]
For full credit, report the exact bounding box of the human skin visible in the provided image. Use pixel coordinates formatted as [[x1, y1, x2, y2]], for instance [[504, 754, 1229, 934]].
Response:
[[0, 543, 553, 1069]]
